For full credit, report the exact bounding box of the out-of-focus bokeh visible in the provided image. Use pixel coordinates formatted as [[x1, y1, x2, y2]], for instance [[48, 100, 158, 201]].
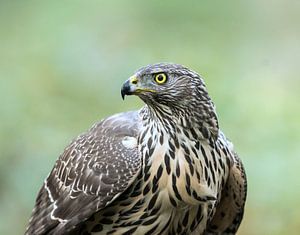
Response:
[[0, 1, 299, 234]]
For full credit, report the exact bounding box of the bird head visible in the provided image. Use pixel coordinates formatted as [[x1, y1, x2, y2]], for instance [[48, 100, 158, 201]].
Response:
[[121, 63, 219, 138], [122, 63, 201, 105]]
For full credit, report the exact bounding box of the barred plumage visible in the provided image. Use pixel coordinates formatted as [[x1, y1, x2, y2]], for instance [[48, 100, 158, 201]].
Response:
[[25, 63, 247, 235]]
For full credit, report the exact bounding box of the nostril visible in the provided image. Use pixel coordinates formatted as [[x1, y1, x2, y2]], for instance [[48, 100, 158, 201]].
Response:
[[130, 76, 138, 85]]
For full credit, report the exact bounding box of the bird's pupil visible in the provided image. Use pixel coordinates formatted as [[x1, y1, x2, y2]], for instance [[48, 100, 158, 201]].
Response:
[[155, 73, 166, 84]]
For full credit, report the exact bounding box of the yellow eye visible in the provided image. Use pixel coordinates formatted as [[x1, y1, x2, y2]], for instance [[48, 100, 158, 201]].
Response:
[[154, 73, 168, 84]]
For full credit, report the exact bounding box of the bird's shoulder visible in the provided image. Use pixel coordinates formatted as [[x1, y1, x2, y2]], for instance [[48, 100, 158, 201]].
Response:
[[89, 110, 141, 137]]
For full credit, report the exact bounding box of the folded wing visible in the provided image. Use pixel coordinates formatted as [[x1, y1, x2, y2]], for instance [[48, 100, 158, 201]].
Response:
[[25, 111, 141, 235]]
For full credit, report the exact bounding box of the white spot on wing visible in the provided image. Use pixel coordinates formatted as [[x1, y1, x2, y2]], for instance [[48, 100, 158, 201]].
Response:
[[122, 136, 137, 149]]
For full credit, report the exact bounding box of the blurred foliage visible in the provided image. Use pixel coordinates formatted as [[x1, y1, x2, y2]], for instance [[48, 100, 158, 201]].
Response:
[[0, 1, 299, 234]]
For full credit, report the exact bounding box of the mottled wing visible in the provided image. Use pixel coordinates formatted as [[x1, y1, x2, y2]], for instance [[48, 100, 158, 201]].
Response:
[[206, 150, 247, 235], [25, 111, 141, 235]]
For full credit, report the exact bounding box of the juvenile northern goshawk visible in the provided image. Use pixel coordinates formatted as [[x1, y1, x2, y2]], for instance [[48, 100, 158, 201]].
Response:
[[25, 63, 247, 235]]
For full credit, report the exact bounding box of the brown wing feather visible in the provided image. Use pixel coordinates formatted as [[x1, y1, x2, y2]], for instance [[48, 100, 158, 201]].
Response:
[[25, 111, 141, 235], [206, 151, 247, 235]]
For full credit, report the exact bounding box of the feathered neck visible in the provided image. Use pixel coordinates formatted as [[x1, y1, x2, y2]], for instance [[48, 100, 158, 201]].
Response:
[[139, 95, 219, 141]]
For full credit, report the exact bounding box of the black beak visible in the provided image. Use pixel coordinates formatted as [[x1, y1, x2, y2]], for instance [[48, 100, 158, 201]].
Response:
[[121, 80, 132, 100]]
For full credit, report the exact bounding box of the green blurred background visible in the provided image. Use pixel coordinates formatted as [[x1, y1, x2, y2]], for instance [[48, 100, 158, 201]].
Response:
[[0, 1, 299, 234]]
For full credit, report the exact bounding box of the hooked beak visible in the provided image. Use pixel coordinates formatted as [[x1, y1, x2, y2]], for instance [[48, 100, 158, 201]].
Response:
[[121, 76, 138, 100], [121, 75, 156, 100]]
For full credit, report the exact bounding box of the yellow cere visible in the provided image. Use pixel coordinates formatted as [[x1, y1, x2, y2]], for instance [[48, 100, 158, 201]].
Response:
[[129, 76, 138, 85], [154, 73, 167, 84]]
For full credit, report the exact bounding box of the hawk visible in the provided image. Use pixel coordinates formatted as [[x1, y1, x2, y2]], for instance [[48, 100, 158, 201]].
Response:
[[25, 63, 247, 235]]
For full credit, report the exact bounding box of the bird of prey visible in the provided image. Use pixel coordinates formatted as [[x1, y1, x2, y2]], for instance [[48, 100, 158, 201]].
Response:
[[25, 63, 247, 235]]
